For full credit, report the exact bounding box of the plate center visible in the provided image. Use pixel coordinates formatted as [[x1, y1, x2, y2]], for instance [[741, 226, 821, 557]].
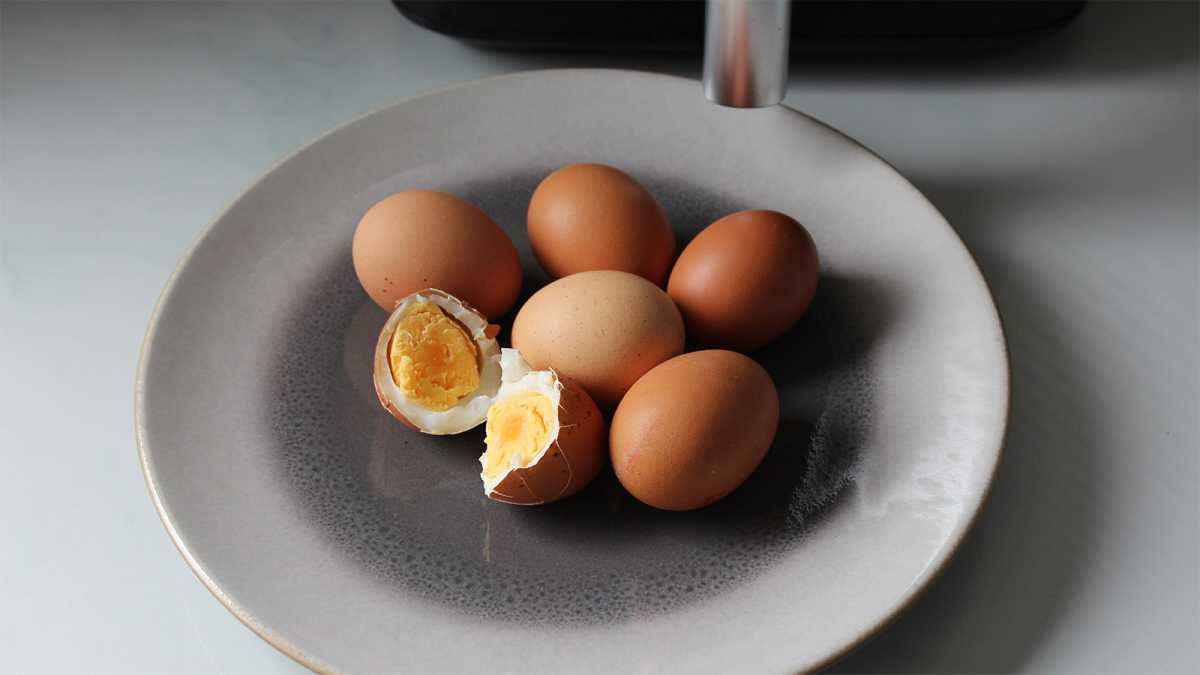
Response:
[[266, 170, 881, 624]]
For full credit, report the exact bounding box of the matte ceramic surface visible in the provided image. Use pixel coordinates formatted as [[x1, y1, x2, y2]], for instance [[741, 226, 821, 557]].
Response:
[[136, 70, 1008, 674]]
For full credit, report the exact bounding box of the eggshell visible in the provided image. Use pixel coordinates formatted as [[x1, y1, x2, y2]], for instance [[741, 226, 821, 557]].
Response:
[[352, 190, 522, 318], [512, 270, 685, 409], [610, 350, 779, 511], [527, 164, 675, 284], [667, 209, 819, 352], [487, 376, 607, 506]]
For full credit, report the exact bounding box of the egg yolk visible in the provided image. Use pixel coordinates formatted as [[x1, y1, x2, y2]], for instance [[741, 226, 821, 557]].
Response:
[[388, 302, 480, 411], [483, 391, 556, 478]]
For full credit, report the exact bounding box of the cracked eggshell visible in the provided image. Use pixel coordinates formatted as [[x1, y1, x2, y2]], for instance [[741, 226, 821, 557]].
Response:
[[372, 289, 502, 435], [482, 349, 607, 506]]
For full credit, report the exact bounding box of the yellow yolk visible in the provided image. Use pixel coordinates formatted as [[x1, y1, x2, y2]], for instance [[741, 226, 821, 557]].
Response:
[[388, 302, 480, 411], [483, 391, 556, 478]]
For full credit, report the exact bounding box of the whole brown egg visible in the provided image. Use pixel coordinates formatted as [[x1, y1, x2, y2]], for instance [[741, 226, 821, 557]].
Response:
[[352, 190, 523, 318], [511, 270, 685, 410], [610, 350, 779, 511], [527, 164, 676, 285], [667, 209, 819, 352]]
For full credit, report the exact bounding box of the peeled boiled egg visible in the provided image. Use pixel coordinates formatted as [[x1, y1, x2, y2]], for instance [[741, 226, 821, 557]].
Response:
[[480, 349, 606, 505], [610, 350, 779, 511], [372, 289, 502, 435], [527, 163, 676, 285], [353, 190, 523, 318], [667, 209, 819, 352], [512, 270, 685, 410]]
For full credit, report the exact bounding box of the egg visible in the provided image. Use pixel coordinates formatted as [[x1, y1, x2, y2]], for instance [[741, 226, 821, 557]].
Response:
[[610, 350, 779, 511], [667, 209, 819, 352], [479, 350, 606, 505], [512, 270, 685, 409], [527, 163, 676, 285], [352, 190, 523, 318], [372, 289, 502, 435]]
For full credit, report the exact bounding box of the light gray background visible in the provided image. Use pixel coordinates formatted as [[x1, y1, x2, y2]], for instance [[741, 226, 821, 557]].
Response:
[[1, 2, 1196, 673]]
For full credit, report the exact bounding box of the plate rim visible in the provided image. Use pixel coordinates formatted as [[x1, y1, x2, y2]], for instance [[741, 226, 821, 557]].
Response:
[[134, 67, 1010, 674]]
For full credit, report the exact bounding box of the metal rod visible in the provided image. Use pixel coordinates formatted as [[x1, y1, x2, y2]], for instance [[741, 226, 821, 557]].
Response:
[[703, 0, 791, 108]]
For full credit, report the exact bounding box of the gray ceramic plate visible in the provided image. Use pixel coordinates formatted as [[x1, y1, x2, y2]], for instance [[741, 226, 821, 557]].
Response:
[[137, 70, 1008, 674]]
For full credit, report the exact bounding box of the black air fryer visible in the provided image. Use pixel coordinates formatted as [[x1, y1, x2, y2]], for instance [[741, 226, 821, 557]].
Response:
[[394, 1, 1086, 54]]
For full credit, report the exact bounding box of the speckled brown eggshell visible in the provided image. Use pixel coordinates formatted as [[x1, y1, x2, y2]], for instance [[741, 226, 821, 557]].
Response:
[[610, 350, 780, 511], [511, 270, 686, 410], [488, 378, 607, 506], [667, 209, 819, 352], [352, 190, 522, 318], [527, 163, 676, 285]]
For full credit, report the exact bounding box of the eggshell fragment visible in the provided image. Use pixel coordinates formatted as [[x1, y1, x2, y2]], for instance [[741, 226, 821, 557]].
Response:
[[610, 350, 779, 511], [481, 350, 606, 505], [512, 270, 685, 410], [667, 209, 819, 352], [527, 164, 676, 284], [352, 190, 523, 318]]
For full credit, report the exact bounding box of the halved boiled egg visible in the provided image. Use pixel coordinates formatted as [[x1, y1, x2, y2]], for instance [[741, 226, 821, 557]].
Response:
[[480, 349, 606, 505], [372, 289, 502, 435]]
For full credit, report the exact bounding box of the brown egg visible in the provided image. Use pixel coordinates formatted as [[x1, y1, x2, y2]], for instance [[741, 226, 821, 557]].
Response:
[[527, 163, 675, 284], [667, 209, 819, 352], [610, 350, 779, 511], [352, 190, 522, 318], [512, 270, 685, 409], [480, 350, 606, 505]]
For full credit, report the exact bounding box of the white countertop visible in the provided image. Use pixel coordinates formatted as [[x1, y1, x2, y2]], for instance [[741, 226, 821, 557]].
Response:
[[2, 2, 1196, 673]]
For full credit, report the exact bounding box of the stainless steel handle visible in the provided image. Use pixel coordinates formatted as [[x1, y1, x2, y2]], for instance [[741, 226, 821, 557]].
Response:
[[703, 0, 791, 108]]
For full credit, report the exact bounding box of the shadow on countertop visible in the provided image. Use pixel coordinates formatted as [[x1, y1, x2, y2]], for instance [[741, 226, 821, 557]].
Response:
[[824, 181, 1110, 674]]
